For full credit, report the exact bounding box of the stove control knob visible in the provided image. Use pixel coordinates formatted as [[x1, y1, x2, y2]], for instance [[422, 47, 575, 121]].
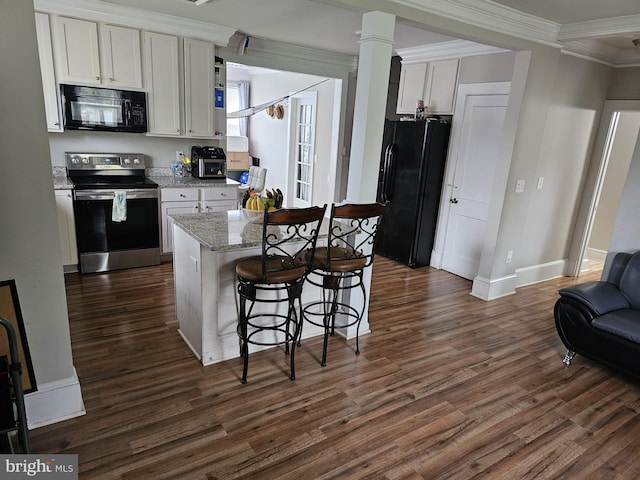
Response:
[[133, 157, 140, 164], [123, 157, 131, 165], [81, 157, 89, 164], [70, 156, 80, 165]]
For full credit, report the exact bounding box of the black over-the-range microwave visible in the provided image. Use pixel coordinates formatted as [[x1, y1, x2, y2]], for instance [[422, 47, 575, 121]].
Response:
[[60, 84, 147, 133]]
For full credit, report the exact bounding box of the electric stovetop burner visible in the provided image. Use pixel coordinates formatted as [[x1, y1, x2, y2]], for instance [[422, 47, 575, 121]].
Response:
[[65, 152, 158, 190]]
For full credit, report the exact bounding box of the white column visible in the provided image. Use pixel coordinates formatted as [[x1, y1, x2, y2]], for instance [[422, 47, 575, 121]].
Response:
[[346, 11, 396, 203]]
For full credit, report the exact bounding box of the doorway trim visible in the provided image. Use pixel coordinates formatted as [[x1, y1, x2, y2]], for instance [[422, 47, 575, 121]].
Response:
[[431, 81, 512, 272], [566, 100, 640, 277], [286, 90, 318, 207]]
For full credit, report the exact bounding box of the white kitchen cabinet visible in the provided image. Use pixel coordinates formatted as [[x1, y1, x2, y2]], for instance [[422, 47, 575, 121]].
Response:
[[144, 34, 221, 139], [424, 59, 459, 114], [160, 186, 239, 253], [161, 188, 199, 254], [99, 24, 142, 88], [55, 190, 78, 269], [396, 63, 428, 115], [200, 185, 237, 212], [34, 12, 63, 132], [396, 59, 459, 115], [184, 38, 216, 138], [55, 16, 142, 89], [143, 31, 182, 136]]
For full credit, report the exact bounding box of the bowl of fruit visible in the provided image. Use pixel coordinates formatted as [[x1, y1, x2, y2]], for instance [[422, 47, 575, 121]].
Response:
[[241, 188, 284, 223]]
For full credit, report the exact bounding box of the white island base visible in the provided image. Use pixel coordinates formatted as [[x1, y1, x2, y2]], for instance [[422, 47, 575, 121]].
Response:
[[171, 211, 371, 366]]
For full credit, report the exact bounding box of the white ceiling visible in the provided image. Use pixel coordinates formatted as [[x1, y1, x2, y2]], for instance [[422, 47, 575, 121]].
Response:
[[99, 0, 640, 66]]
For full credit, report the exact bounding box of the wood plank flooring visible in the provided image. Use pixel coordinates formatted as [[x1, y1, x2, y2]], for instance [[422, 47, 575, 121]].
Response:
[[30, 258, 640, 479]]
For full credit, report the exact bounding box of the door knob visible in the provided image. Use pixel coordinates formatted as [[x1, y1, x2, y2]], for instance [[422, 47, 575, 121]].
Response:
[[450, 198, 458, 204]]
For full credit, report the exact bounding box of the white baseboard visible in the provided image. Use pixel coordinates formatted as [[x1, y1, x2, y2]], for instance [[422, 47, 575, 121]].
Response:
[[471, 275, 517, 301], [429, 249, 443, 269], [516, 259, 566, 288], [585, 247, 607, 262], [24, 368, 85, 429]]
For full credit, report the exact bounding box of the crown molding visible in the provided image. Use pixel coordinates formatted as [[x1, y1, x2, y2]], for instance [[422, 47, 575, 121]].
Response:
[[388, 0, 640, 67], [557, 14, 640, 42], [222, 36, 358, 77], [396, 39, 509, 62], [33, 0, 236, 45], [560, 40, 619, 67], [560, 38, 640, 68], [390, 0, 561, 47]]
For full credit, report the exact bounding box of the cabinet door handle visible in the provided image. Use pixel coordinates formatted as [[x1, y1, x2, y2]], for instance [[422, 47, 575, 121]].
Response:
[[179, 194, 186, 198], [96, 76, 101, 80]]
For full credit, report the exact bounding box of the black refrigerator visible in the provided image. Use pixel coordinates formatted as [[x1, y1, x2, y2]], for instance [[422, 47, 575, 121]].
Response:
[[376, 118, 451, 267]]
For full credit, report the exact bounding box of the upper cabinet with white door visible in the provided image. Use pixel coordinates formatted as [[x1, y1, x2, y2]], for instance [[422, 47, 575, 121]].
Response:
[[34, 12, 63, 132], [99, 24, 143, 88], [143, 31, 181, 136], [396, 58, 459, 115], [183, 38, 216, 138], [143, 33, 220, 139], [54, 16, 142, 89]]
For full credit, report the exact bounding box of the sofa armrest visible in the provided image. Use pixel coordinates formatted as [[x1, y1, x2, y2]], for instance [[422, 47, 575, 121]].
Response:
[[558, 281, 630, 315]]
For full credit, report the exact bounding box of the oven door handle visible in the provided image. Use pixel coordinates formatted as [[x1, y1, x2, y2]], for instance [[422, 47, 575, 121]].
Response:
[[74, 190, 158, 201]]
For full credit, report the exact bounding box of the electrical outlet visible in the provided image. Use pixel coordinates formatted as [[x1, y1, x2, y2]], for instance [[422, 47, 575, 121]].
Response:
[[506, 250, 513, 263], [176, 150, 184, 163], [537, 177, 544, 190], [515, 179, 525, 193]]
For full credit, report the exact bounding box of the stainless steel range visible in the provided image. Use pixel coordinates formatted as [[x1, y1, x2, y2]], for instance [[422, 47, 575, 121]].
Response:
[[66, 152, 161, 273]]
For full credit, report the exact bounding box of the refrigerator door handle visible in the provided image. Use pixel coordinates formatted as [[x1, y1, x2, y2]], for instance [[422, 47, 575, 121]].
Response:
[[381, 145, 390, 202], [384, 144, 397, 201]]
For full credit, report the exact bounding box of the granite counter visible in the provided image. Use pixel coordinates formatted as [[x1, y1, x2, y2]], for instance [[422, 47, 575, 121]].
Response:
[[170, 210, 279, 252], [148, 176, 240, 189]]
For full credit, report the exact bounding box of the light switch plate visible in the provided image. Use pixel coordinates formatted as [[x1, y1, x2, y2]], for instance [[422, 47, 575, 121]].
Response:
[[515, 179, 525, 193]]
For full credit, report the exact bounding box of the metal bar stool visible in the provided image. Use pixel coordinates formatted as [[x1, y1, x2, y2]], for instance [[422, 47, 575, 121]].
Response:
[[302, 202, 387, 366], [236, 205, 326, 384]]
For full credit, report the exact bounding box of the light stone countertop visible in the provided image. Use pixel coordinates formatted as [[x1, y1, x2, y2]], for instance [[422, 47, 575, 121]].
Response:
[[51, 166, 240, 190], [170, 210, 329, 252], [53, 175, 74, 190], [149, 176, 240, 188], [170, 210, 268, 251]]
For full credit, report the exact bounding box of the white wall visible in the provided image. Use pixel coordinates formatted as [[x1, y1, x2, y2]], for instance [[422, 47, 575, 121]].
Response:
[[48, 130, 219, 167], [518, 55, 612, 269], [0, 0, 83, 427], [588, 112, 640, 254], [246, 72, 338, 208], [608, 132, 640, 260]]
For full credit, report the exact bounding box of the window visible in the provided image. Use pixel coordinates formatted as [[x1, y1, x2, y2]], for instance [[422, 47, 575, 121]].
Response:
[[226, 82, 241, 137]]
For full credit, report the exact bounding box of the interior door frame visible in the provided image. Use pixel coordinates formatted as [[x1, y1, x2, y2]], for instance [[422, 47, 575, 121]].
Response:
[[566, 100, 640, 277], [431, 81, 512, 271], [286, 90, 318, 208]]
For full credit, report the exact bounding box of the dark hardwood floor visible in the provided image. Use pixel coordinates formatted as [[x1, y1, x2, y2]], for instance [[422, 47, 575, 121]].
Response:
[[30, 257, 640, 479]]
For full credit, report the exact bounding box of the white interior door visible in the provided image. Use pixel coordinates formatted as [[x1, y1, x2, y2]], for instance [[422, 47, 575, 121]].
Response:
[[441, 93, 509, 280], [288, 92, 317, 208]]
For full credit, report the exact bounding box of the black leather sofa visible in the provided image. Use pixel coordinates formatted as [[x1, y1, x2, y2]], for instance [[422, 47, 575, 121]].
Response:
[[554, 250, 640, 378]]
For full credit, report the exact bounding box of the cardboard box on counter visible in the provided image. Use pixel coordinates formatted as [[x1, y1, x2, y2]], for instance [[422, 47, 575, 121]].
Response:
[[227, 151, 251, 171]]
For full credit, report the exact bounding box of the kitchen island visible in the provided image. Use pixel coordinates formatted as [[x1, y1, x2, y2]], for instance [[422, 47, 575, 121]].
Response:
[[170, 210, 371, 367]]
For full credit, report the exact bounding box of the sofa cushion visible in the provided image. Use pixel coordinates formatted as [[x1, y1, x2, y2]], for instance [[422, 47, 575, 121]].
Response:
[[559, 281, 630, 315], [618, 252, 640, 310], [592, 309, 640, 344]]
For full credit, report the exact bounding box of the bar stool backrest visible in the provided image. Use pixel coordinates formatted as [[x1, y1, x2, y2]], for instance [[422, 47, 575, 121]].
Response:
[[324, 202, 387, 272], [259, 205, 327, 280]]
